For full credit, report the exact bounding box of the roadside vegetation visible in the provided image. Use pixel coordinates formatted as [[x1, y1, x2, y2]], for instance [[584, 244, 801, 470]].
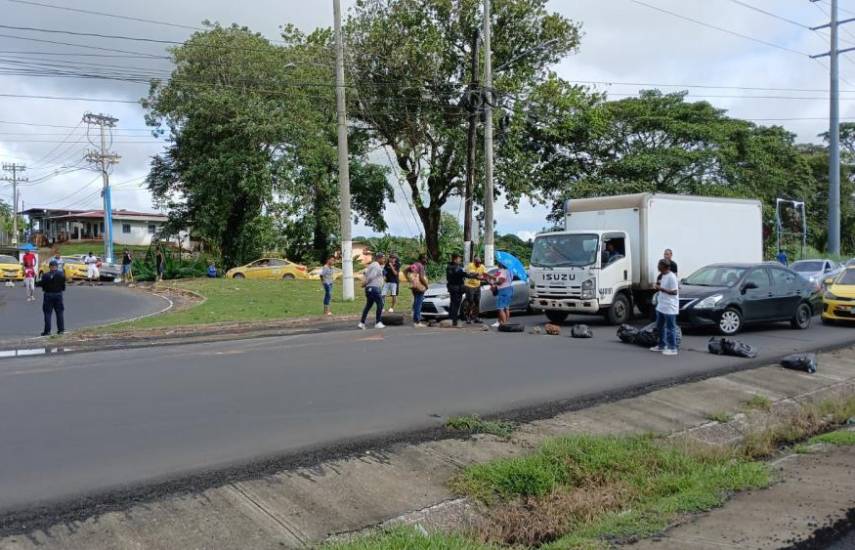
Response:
[[706, 411, 733, 423], [327, 395, 855, 550], [743, 394, 772, 411], [446, 416, 516, 439], [105, 278, 413, 330]]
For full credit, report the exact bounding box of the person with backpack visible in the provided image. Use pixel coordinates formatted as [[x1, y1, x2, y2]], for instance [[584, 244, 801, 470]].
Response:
[[406, 254, 429, 327]]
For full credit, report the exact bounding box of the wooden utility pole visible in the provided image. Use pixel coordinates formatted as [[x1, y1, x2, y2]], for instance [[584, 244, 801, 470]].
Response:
[[463, 29, 480, 267]]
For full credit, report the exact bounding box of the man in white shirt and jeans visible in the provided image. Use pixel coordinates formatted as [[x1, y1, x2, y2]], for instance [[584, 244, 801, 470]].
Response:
[[651, 259, 680, 356]]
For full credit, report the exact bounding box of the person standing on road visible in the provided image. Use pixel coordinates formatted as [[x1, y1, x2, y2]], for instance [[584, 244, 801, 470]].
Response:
[[36, 259, 66, 336], [383, 253, 400, 313], [464, 256, 486, 324], [155, 247, 165, 282], [490, 260, 514, 328], [406, 254, 429, 327], [445, 253, 470, 327], [663, 249, 678, 276], [121, 249, 133, 284], [22, 249, 37, 302], [52, 252, 64, 272], [776, 249, 788, 267], [321, 255, 335, 316], [651, 259, 679, 356], [359, 252, 386, 330], [84, 251, 99, 285]]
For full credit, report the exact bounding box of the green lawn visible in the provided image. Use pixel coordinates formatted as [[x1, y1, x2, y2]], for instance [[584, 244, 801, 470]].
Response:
[[109, 278, 413, 331]]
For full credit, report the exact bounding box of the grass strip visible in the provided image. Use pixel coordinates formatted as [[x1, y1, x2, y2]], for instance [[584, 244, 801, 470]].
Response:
[[322, 525, 493, 550], [446, 415, 516, 439], [806, 429, 855, 446]]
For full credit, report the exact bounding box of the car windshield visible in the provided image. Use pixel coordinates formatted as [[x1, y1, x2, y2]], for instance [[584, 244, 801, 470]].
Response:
[[792, 261, 823, 272], [684, 266, 748, 287], [0, 255, 17, 263], [839, 270, 855, 285], [531, 233, 599, 268]]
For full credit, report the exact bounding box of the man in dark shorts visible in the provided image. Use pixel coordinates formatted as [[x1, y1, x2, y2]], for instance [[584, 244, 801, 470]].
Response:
[[383, 253, 400, 312]]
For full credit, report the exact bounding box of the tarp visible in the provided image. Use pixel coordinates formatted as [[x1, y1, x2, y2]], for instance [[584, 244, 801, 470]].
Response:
[[495, 250, 528, 282], [18, 243, 37, 251]]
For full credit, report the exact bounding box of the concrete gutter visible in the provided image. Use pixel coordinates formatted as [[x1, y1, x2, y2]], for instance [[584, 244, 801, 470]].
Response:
[[1, 348, 854, 549]]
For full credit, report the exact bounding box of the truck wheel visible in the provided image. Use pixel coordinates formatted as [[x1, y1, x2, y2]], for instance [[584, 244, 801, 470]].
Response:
[[790, 302, 812, 330], [718, 307, 742, 335], [606, 294, 631, 325], [545, 311, 569, 324]]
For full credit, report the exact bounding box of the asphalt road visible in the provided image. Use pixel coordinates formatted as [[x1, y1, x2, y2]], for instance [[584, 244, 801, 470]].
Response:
[[0, 284, 169, 340], [0, 317, 853, 514]]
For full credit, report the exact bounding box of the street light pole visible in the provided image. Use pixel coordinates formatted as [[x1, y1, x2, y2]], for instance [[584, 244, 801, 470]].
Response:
[[334, 0, 354, 301], [483, 0, 495, 268]]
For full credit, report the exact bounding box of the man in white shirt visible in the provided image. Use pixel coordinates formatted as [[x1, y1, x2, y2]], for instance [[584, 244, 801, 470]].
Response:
[[84, 251, 100, 284], [651, 259, 680, 356]]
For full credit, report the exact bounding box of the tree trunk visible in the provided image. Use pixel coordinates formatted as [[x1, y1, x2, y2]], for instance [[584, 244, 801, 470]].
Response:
[[418, 206, 442, 262]]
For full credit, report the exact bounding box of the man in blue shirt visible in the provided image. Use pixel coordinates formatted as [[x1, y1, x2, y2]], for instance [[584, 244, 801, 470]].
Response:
[[776, 249, 788, 267]]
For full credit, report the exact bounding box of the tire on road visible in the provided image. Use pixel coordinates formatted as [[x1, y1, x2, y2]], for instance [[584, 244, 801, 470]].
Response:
[[545, 311, 569, 324], [718, 307, 743, 335], [605, 293, 631, 325], [498, 323, 525, 333], [790, 302, 812, 330], [381, 313, 404, 326]]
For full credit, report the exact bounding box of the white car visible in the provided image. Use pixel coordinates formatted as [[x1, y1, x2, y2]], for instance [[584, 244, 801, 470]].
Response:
[[420, 268, 530, 319], [791, 259, 843, 290]]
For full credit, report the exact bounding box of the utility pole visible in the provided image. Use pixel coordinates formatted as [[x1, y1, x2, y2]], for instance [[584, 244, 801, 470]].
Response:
[[482, 0, 495, 268], [463, 29, 480, 267], [83, 113, 120, 263], [333, 0, 355, 301], [811, 0, 855, 255], [1, 163, 26, 245], [333, 0, 354, 301]]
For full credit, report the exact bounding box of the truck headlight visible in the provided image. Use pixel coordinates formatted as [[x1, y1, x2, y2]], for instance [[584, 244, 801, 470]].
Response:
[[581, 278, 595, 300], [694, 294, 724, 309]]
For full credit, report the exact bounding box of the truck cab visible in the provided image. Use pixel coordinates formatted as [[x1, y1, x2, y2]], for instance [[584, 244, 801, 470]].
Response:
[[529, 230, 633, 325]]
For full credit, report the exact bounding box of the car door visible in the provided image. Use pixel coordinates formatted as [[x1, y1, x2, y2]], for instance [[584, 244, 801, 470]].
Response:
[[511, 277, 529, 310], [245, 260, 266, 279], [740, 268, 775, 322], [769, 267, 802, 319]]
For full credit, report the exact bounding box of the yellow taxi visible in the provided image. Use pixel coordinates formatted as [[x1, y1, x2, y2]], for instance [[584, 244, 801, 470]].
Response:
[[821, 266, 855, 324], [39, 256, 88, 280], [0, 254, 23, 281], [225, 258, 309, 280]]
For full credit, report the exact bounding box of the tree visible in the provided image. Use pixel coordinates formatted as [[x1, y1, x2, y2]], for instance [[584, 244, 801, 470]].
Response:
[[346, 0, 581, 260]]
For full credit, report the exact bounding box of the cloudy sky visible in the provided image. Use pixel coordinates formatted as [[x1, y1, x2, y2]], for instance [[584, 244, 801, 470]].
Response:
[[1, 0, 853, 242]]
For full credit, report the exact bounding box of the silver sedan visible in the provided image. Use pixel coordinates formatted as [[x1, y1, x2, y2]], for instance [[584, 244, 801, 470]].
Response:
[[420, 268, 529, 319]]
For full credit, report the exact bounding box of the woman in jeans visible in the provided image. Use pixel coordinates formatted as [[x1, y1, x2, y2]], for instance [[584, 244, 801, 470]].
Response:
[[491, 260, 514, 328], [358, 253, 386, 330], [406, 254, 428, 327], [320, 255, 335, 316]]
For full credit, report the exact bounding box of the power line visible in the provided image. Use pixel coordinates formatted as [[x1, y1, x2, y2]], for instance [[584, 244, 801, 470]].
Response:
[[726, 0, 811, 29], [627, 0, 812, 57], [0, 32, 168, 58], [0, 93, 139, 103], [4, 0, 202, 31], [0, 23, 182, 45]]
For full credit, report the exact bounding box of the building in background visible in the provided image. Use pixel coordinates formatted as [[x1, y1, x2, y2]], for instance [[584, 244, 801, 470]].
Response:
[[22, 208, 187, 248]]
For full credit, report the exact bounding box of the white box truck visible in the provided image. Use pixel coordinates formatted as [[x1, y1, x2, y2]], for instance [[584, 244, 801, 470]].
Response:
[[528, 193, 763, 324]]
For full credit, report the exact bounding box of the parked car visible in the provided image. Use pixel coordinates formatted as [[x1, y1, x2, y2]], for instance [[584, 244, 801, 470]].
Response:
[[421, 268, 529, 319], [821, 266, 855, 324], [66, 254, 121, 281], [225, 258, 309, 280], [0, 254, 23, 281], [675, 263, 820, 335], [39, 257, 88, 280], [790, 259, 842, 290]]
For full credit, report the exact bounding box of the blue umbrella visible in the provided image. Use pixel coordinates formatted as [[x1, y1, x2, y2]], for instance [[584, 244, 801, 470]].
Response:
[[495, 250, 528, 282], [18, 243, 37, 251]]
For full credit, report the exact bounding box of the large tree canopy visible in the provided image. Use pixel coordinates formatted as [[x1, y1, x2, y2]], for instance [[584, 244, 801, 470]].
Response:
[[346, 0, 581, 260]]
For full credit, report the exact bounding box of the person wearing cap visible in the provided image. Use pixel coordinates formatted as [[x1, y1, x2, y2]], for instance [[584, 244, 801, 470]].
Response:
[[382, 253, 401, 312], [36, 258, 66, 336], [358, 252, 386, 330], [464, 256, 487, 324]]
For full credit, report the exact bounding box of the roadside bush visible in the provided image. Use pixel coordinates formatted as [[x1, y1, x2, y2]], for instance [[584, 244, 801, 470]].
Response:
[[131, 247, 211, 281]]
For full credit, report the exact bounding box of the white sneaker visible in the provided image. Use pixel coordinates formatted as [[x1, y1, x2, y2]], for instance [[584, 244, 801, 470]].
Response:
[[388, 308, 394, 313], [414, 322, 426, 328], [649, 346, 664, 352], [357, 322, 366, 330], [375, 322, 386, 329], [491, 321, 500, 328], [662, 349, 678, 356]]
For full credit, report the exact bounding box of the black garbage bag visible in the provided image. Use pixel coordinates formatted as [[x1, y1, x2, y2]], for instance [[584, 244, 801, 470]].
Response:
[[708, 337, 758, 358], [571, 324, 593, 338], [617, 324, 639, 344], [780, 353, 817, 373]]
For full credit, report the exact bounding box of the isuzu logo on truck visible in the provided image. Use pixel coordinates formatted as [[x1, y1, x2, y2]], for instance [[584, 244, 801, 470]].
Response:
[[543, 273, 575, 281]]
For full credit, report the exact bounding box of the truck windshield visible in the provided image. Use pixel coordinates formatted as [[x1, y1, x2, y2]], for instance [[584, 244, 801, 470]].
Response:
[[531, 234, 599, 268]]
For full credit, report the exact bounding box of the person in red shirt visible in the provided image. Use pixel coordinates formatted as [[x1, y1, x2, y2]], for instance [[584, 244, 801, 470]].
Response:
[[22, 251, 37, 302]]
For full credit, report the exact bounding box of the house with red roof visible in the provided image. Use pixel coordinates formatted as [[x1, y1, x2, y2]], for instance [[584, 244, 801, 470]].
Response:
[[22, 208, 183, 247]]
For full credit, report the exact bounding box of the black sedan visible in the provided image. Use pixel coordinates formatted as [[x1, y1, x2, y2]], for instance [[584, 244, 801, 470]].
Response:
[[675, 263, 821, 335]]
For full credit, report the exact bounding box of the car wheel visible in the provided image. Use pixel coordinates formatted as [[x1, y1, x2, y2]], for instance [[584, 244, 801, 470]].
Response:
[[497, 323, 525, 333], [545, 310, 569, 324], [282, 274, 296, 280], [718, 307, 743, 335], [233, 273, 245, 279], [606, 294, 631, 325], [790, 302, 812, 330]]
